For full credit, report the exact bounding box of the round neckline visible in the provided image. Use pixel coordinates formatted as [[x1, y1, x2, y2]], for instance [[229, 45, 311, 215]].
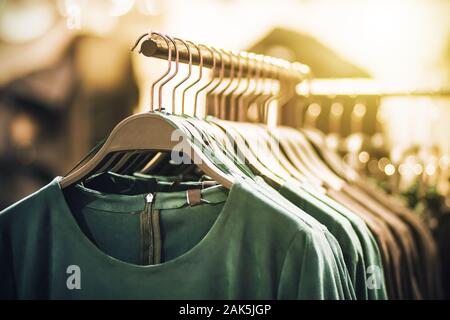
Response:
[[52, 177, 241, 272], [70, 180, 228, 212]]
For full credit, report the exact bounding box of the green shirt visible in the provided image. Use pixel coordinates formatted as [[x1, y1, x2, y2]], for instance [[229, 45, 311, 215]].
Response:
[[0, 177, 348, 300], [83, 172, 357, 300], [299, 184, 388, 300], [250, 177, 357, 300], [279, 182, 366, 298]]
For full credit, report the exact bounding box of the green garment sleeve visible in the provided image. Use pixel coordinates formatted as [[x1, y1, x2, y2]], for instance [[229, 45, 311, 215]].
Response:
[[323, 232, 357, 300], [277, 230, 343, 300]]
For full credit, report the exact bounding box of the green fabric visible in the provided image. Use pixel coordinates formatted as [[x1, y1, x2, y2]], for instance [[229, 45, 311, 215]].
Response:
[[279, 181, 388, 300], [154, 116, 356, 298], [250, 177, 356, 300], [0, 176, 349, 300], [157, 114, 360, 299], [155, 113, 354, 300], [299, 183, 389, 300], [83, 172, 356, 300], [65, 182, 228, 265]]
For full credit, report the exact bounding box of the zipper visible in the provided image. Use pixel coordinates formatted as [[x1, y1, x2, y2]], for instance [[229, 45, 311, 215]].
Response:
[[146, 193, 154, 204], [144, 193, 162, 265], [141, 193, 155, 265], [150, 194, 161, 265]]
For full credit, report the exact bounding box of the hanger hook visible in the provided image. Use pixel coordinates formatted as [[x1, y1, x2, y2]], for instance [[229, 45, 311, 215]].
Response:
[[157, 34, 179, 112], [146, 31, 172, 112], [256, 56, 272, 122], [206, 47, 225, 117], [182, 41, 203, 116], [259, 56, 275, 123], [246, 54, 261, 116], [172, 38, 192, 115], [246, 54, 264, 121], [264, 58, 281, 123], [130, 32, 149, 52], [227, 51, 243, 120], [218, 49, 235, 119], [194, 44, 216, 118], [277, 59, 291, 107], [236, 53, 253, 121]]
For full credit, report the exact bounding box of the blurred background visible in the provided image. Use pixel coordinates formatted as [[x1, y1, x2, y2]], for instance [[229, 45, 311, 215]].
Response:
[[0, 0, 449, 225]]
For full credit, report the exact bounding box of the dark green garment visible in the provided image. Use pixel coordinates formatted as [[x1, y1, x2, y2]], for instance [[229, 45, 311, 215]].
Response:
[[279, 183, 366, 298], [64, 181, 228, 266], [157, 113, 354, 299], [83, 172, 356, 300], [299, 184, 389, 300], [250, 177, 356, 300], [0, 177, 349, 300]]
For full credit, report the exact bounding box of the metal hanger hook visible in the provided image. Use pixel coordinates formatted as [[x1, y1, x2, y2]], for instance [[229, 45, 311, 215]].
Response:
[[217, 49, 234, 119], [158, 34, 179, 112], [194, 44, 216, 118], [147, 31, 172, 112], [182, 41, 203, 116], [206, 47, 225, 117], [172, 38, 192, 115]]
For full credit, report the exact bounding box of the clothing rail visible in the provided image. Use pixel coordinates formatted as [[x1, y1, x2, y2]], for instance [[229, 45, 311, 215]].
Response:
[[132, 32, 309, 82], [297, 78, 450, 98]]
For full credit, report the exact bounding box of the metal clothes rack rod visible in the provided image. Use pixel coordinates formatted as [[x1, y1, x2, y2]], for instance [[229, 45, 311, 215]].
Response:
[[136, 33, 308, 82]]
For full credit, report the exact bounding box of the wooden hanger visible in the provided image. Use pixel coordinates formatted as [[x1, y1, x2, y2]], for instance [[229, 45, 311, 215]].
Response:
[[113, 34, 181, 176], [207, 52, 286, 186], [160, 39, 240, 179], [174, 45, 254, 180], [249, 61, 318, 185], [59, 32, 234, 189], [222, 59, 309, 186], [134, 36, 197, 176], [279, 126, 345, 189], [211, 118, 284, 187], [268, 127, 322, 185], [301, 127, 358, 182], [273, 82, 347, 190], [180, 46, 242, 172], [139, 36, 247, 181], [136, 36, 194, 177], [297, 97, 357, 186], [135, 38, 242, 181], [249, 123, 305, 181], [60, 112, 235, 189]]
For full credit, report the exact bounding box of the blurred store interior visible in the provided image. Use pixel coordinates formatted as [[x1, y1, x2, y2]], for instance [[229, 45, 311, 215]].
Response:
[[0, 0, 449, 222]]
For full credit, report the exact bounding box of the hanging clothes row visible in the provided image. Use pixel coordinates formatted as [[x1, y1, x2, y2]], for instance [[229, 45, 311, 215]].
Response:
[[0, 31, 442, 300]]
